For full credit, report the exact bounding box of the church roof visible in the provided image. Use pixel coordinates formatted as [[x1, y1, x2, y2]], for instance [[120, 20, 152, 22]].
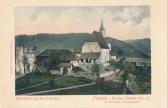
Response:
[[79, 52, 100, 59], [86, 31, 109, 49]]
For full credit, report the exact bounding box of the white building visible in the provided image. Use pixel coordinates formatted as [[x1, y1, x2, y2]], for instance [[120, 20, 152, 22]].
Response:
[[59, 63, 73, 75], [15, 46, 37, 75], [111, 56, 117, 61], [80, 20, 111, 66]]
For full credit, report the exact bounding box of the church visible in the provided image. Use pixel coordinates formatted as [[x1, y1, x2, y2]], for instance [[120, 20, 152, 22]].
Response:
[[79, 20, 111, 66]]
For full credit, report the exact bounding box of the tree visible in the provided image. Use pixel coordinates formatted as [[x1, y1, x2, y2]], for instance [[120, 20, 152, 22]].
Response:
[[109, 60, 121, 69], [109, 59, 115, 66], [117, 50, 124, 57], [91, 64, 101, 80]]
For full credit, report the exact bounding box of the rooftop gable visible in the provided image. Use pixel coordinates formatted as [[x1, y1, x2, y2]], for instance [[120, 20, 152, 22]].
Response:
[[86, 31, 109, 49]]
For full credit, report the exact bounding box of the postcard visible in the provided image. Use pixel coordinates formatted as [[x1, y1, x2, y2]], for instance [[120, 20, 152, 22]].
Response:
[[0, 0, 167, 108]]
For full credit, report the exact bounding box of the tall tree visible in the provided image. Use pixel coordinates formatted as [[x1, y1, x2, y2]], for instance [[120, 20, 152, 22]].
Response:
[[91, 64, 101, 80]]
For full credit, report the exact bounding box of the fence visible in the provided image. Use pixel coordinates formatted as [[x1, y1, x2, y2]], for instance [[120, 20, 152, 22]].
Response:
[[96, 78, 124, 88]]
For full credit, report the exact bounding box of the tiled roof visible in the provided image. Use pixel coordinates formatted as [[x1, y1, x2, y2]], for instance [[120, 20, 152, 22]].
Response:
[[125, 57, 151, 64], [37, 49, 76, 61], [86, 31, 109, 49]]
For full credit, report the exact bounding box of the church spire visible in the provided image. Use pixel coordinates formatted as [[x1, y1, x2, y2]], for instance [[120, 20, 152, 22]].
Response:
[[100, 20, 105, 30], [99, 19, 105, 37]]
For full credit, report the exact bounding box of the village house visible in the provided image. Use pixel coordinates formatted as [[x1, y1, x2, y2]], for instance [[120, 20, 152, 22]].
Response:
[[59, 63, 73, 75], [36, 49, 77, 75], [125, 57, 151, 75]]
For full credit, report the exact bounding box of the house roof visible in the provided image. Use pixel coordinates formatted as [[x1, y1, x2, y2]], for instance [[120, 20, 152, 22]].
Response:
[[79, 52, 100, 59], [86, 31, 109, 49], [125, 57, 151, 64], [37, 49, 76, 61]]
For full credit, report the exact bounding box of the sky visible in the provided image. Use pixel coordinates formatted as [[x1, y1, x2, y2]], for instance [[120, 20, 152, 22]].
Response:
[[15, 6, 150, 40]]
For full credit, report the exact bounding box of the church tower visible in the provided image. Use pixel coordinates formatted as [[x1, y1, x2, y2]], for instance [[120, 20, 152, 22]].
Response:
[[99, 20, 106, 37]]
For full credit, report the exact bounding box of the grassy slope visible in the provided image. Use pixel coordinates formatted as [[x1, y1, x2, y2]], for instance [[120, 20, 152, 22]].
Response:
[[125, 38, 151, 55], [16, 73, 61, 90], [15, 33, 90, 53], [39, 85, 124, 95], [105, 37, 150, 58], [15, 33, 151, 58], [16, 75, 93, 95]]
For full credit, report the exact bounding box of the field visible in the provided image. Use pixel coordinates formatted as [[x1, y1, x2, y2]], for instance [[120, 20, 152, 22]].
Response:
[[16, 73, 94, 95], [39, 85, 124, 95], [16, 72, 61, 90], [16, 72, 135, 95]]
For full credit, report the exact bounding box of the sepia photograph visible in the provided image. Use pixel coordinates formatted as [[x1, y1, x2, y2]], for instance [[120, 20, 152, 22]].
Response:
[[15, 6, 151, 95]]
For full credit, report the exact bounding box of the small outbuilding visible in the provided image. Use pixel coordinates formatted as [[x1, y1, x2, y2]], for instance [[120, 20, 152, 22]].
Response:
[[59, 63, 73, 75]]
